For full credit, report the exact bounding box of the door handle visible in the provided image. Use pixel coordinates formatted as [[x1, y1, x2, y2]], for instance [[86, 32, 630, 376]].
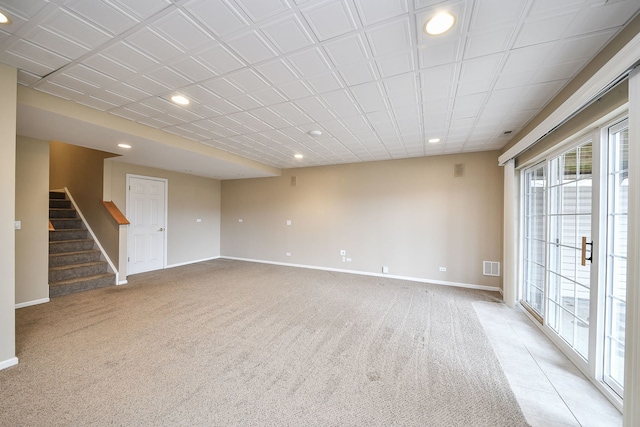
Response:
[[158, 227, 164, 232], [581, 237, 593, 266]]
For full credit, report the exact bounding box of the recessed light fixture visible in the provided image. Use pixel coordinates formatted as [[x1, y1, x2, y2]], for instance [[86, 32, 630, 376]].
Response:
[[171, 95, 189, 105], [0, 11, 11, 25], [428, 138, 441, 143], [308, 130, 322, 137], [424, 12, 456, 35], [294, 154, 304, 159], [118, 143, 132, 149]]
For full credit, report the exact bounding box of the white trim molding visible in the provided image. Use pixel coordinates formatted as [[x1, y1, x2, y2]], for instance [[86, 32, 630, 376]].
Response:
[[221, 257, 500, 293], [499, 31, 640, 165], [624, 65, 640, 427], [0, 357, 18, 371], [15, 297, 49, 309], [502, 159, 518, 307]]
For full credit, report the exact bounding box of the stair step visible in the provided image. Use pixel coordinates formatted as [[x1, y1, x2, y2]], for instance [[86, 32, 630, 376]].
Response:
[[49, 273, 115, 297], [49, 218, 84, 229], [49, 250, 102, 267], [50, 199, 72, 209], [49, 191, 66, 200], [49, 229, 88, 241], [49, 208, 77, 219], [49, 239, 95, 253], [49, 261, 108, 282]]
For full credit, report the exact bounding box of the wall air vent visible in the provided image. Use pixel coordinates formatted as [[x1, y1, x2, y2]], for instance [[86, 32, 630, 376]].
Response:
[[483, 261, 500, 276]]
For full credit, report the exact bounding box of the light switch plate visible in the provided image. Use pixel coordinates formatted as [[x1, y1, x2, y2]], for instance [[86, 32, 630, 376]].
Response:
[[14, 221, 21, 230]]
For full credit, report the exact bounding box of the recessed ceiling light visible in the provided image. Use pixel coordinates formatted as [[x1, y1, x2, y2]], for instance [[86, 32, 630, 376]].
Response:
[[308, 130, 322, 137], [428, 138, 441, 143], [0, 11, 11, 25], [424, 12, 456, 35], [118, 143, 131, 149], [294, 154, 304, 159], [171, 95, 189, 105]]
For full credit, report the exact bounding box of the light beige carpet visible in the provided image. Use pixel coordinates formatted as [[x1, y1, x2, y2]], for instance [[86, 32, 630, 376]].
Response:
[[1, 259, 529, 426]]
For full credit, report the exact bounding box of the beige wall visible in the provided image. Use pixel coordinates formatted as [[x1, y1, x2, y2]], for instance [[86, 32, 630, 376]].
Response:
[[15, 137, 50, 306], [49, 141, 120, 268], [107, 160, 221, 267], [0, 64, 17, 367], [221, 151, 504, 288]]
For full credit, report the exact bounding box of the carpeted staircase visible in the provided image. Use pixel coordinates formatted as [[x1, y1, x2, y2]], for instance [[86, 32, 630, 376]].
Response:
[[49, 191, 115, 297]]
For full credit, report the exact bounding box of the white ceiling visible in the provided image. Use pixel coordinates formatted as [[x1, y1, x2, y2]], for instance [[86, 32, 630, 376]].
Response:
[[1, 0, 639, 179]]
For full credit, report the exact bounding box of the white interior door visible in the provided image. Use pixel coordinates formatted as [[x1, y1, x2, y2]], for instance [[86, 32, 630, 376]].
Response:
[[127, 175, 167, 275]]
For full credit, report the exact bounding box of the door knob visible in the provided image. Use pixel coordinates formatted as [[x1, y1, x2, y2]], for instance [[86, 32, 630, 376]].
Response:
[[158, 227, 164, 232]]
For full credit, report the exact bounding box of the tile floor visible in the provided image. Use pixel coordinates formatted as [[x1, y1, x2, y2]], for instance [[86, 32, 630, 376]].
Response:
[[474, 301, 623, 427]]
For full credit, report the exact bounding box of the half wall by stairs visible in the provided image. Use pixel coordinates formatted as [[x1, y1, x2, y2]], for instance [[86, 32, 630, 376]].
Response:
[[49, 191, 115, 297]]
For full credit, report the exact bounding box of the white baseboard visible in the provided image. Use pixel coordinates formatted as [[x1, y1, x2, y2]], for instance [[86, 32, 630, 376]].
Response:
[[220, 257, 500, 292], [117, 280, 128, 285], [166, 256, 220, 269], [15, 297, 50, 309], [0, 357, 18, 371]]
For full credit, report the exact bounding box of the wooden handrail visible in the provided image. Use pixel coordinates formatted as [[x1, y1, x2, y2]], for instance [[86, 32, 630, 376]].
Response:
[[101, 201, 130, 225], [49, 221, 54, 231]]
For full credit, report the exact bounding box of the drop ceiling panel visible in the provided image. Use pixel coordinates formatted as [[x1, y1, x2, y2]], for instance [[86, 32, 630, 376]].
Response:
[[226, 30, 278, 64], [322, 34, 369, 67], [37, 8, 110, 51], [234, 0, 291, 23], [193, 44, 246, 74], [353, 0, 408, 26], [111, 0, 170, 20], [3, 0, 639, 174], [151, 10, 214, 51], [126, 28, 183, 62], [366, 17, 412, 56], [183, 0, 248, 37], [261, 13, 315, 54], [302, 0, 358, 41], [23, 26, 90, 60], [64, 0, 139, 36]]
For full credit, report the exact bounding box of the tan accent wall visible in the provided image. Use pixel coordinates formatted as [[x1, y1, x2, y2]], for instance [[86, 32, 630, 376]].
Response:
[[106, 161, 221, 267], [15, 137, 50, 305], [0, 64, 17, 365], [221, 151, 504, 288]]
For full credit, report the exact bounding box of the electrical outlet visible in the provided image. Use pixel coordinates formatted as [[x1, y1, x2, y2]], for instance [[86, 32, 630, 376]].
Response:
[[342, 256, 346, 262], [14, 221, 21, 230], [346, 257, 352, 262], [439, 267, 447, 272], [196, 218, 202, 223], [238, 219, 243, 222], [286, 252, 291, 257], [286, 219, 292, 226], [340, 249, 346, 256], [382, 266, 389, 274]]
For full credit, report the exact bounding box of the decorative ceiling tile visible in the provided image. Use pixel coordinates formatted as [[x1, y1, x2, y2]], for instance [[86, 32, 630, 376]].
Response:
[[111, 0, 171, 20], [233, 0, 291, 23], [225, 30, 278, 64], [302, 0, 358, 42], [182, 0, 249, 38], [151, 10, 214, 51], [353, 0, 408, 26], [260, 13, 314, 54], [64, 0, 139, 36], [365, 17, 412, 56]]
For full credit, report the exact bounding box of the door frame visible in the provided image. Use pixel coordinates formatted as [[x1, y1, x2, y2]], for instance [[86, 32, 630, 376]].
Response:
[[126, 174, 168, 274]]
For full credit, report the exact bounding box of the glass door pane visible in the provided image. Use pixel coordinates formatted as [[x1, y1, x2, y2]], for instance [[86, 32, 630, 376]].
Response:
[[523, 165, 546, 317], [604, 120, 628, 396], [546, 142, 593, 360]]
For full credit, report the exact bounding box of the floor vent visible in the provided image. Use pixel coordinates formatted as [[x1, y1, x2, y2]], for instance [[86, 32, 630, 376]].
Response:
[[483, 261, 500, 276]]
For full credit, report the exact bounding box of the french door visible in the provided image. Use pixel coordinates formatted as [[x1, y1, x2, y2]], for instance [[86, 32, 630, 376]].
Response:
[[521, 117, 628, 402]]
